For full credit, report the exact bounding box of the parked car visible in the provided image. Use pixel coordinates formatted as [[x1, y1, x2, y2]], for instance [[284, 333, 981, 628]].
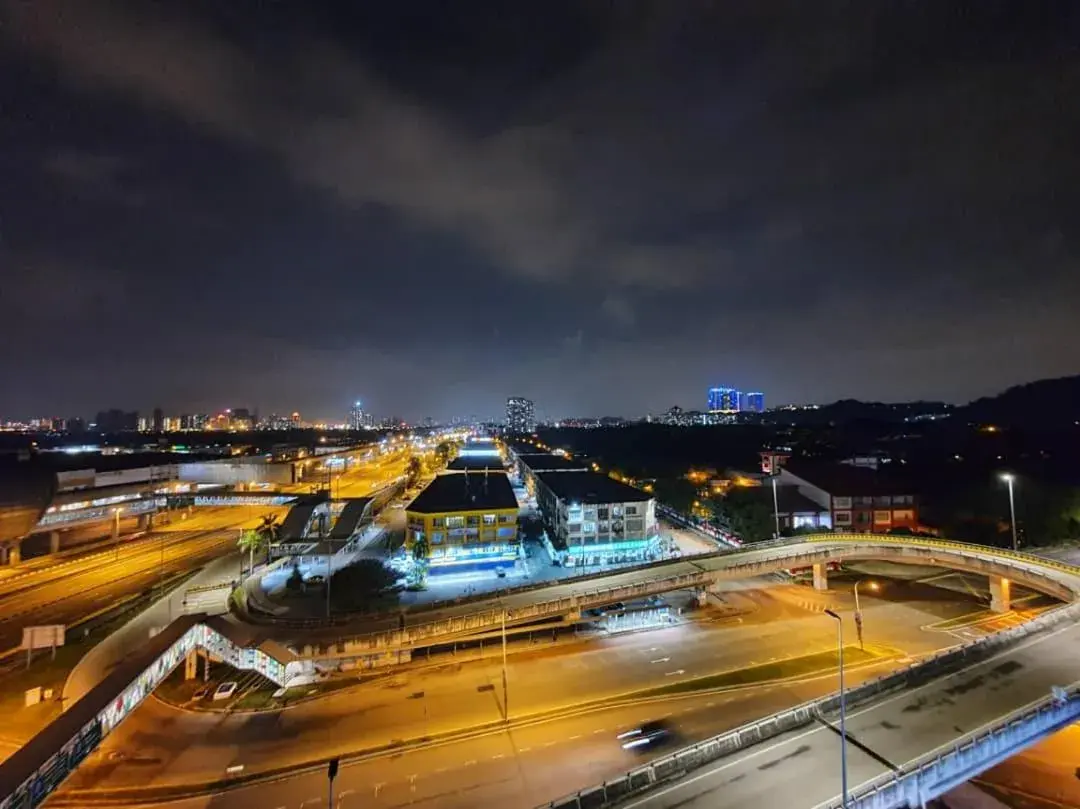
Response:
[[212, 682, 238, 701]]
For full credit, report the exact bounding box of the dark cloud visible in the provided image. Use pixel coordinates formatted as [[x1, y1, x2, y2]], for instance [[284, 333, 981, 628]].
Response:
[[2, 1, 1079, 420]]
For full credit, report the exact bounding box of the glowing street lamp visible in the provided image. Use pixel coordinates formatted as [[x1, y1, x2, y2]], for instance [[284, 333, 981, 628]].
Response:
[[1000, 473, 1018, 551]]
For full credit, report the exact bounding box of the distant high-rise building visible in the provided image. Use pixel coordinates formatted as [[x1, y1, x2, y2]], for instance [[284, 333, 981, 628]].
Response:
[[290, 412, 302, 428], [152, 407, 165, 432], [506, 397, 535, 433], [97, 409, 139, 433], [348, 401, 373, 430], [743, 392, 765, 413], [707, 387, 741, 413]]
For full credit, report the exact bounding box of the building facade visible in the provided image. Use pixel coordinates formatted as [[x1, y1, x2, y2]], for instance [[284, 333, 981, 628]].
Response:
[[404, 472, 520, 571], [707, 387, 741, 413], [743, 392, 765, 413], [777, 464, 919, 534], [533, 471, 659, 567], [505, 397, 535, 433]]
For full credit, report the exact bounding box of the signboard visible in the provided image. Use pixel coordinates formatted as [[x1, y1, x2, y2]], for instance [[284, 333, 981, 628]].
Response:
[[21, 625, 65, 651]]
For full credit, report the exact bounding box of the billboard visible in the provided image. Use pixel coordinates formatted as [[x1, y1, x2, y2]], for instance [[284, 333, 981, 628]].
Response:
[[21, 625, 65, 651]]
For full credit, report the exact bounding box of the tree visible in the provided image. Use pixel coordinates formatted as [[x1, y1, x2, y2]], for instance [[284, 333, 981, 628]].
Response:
[[406, 456, 422, 486], [329, 559, 400, 611], [285, 564, 304, 592], [720, 488, 775, 543], [409, 534, 430, 588]]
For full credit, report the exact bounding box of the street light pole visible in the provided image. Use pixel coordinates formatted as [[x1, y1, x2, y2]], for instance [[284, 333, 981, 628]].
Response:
[[501, 608, 509, 721], [824, 608, 848, 808], [1002, 473, 1018, 551], [771, 476, 781, 540]]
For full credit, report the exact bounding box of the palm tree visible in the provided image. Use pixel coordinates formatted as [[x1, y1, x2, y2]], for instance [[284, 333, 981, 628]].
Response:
[[237, 529, 263, 578]]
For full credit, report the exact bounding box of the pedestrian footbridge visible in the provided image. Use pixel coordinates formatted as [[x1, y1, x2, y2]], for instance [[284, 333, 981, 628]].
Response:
[[0, 615, 307, 809], [295, 535, 1080, 665]]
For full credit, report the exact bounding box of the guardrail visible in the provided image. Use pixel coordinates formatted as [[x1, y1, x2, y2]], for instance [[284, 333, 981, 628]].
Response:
[[298, 534, 1080, 660], [540, 598, 1080, 809], [305, 570, 711, 657], [823, 682, 1080, 808]]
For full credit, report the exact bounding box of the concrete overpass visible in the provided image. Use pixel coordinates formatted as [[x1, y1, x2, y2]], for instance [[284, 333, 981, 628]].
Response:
[[289, 534, 1080, 665], [542, 598, 1080, 809]]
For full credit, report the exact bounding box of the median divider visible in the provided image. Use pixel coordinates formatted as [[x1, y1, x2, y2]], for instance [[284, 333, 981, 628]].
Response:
[[540, 599, 1080, 809]]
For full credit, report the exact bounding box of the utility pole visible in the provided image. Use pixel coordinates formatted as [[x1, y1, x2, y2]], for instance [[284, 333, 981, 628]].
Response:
[[327, 758, 339, 809], [824, 609, 848, 808], [501, 609, 509, 721]]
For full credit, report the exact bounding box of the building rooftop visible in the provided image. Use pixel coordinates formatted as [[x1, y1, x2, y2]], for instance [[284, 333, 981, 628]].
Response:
[[446, 456, 506, 472], [784, 461, 913, 496], [743, 485, 829, 515], [516, 453, 589, 472], [535, 471, 653, 504], [407, 471, 518, 514]]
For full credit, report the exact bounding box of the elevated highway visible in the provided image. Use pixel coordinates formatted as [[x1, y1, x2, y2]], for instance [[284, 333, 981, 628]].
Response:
[[291, 535, 1080, 664], [3, 533, 1080, 809], [545, 599, 1080, 809]]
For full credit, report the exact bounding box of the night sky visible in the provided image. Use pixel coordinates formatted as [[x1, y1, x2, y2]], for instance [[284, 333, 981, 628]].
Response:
[[3, 2, 1079, 422]]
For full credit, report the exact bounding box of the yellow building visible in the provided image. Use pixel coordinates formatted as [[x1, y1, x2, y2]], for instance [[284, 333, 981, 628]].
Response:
[[405, 471, 520, 569]]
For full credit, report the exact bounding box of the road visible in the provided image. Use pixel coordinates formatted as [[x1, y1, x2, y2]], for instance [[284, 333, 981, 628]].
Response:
[[55, 580, 1001, 807], [608, 617, 1080, 809], [0, 449, 409, 651]]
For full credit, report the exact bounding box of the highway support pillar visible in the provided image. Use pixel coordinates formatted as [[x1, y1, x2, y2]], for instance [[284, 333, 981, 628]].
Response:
[[49, 531, 61, 554], [812, 562, 828, 592], [696, 588, 708, 607], [137, 513, 151, 531], [184, 649, 198, 681], [990, 575, 1012, 613], [4, 543, 21, 566]]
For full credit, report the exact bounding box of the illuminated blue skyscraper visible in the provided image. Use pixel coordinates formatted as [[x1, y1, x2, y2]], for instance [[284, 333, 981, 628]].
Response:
[[744, 392, 765, 413], [707, 387, 741, 412]]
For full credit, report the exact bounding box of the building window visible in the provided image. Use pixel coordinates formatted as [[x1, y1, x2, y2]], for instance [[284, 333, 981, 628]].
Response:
[[585, 507, 597, 519], [855, 511, 870, 524], [582, 521, 596, 534], [431, 532, 444, 544], [483, 514, 496, 525], [856, 496, 873, 507], [498, 515, 515, 524], [626, 506, 638, 516], [873, 496, 892, 507], [567, 523, 581, 534], [834, 511, 852, 525], [599, 521, 610, 533], [446, 516, 464, 529], [466, 515, 479, 527], [626, 518, 644, 533], [597, 507, 609, 519], [873, 510, 891, 525], [432, 517, 446, 528], [612, 505, 623, 517], [892, 509, 915, 522], [833, 497, 852, 509], [894, 495, 913, 505]]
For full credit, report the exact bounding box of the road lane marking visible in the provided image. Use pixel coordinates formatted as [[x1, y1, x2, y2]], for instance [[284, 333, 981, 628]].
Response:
[[569, 734, 581, 740], [705, 702, 715, 707], [543, 740, 556, 747], [651, 657, 671, 664], [463, 759, 477, 766], [518, 747, 531, 753], [665, 669, 685, 676], [492, 753, 505, 759]]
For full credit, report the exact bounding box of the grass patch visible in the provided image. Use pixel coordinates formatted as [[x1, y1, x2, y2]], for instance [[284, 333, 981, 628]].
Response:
[[641, 645, 885, 698]]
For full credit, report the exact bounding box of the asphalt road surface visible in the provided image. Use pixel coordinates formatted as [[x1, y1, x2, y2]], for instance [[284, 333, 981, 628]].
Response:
[[615, 619, 1080, 809], [56, 582, 1004, 808]]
